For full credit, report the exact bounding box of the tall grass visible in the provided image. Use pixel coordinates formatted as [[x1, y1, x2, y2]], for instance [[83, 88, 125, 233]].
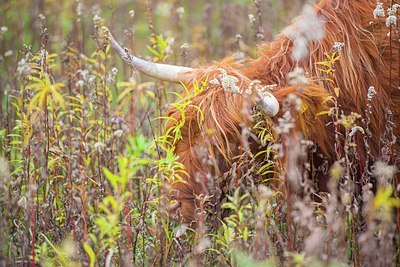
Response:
[[0, 0, 399, 266]]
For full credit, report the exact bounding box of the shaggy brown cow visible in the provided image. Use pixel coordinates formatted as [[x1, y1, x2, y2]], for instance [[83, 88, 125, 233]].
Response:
[[105, 0, 400, 226]]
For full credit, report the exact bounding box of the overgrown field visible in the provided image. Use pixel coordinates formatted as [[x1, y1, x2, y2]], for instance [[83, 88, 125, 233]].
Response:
[[0, 0, 399, 266]]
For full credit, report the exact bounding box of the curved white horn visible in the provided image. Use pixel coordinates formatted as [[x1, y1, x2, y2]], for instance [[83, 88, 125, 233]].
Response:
[[257, 91, 280, 117], [102, 27, 194, 83]]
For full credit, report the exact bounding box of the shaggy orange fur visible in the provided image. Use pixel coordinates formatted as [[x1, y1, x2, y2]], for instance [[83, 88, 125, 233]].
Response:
[[166, 0, 400, 224]]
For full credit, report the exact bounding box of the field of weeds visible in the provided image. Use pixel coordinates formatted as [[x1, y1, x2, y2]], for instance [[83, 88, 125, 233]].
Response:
[[0, 0, 399, 266]]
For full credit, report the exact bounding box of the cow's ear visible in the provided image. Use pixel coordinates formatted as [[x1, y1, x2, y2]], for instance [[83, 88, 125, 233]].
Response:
[[272, 83, 330, 114], [272, 83, 333, 154]]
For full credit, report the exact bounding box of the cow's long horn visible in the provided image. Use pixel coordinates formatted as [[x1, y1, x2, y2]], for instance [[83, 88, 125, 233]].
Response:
[[102, 27, 194, 83]]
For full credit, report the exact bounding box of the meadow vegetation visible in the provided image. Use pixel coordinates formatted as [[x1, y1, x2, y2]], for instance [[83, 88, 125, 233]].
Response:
[[0, 0, 399, 266]]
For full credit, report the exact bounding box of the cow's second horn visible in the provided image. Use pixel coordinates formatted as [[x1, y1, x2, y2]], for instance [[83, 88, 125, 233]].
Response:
[[258, 91, 280, 117], [102, 27, 194, 84]]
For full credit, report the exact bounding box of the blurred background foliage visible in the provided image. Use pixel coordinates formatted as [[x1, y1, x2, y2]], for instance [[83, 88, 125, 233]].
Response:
[[0, 0, 306, 66]]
